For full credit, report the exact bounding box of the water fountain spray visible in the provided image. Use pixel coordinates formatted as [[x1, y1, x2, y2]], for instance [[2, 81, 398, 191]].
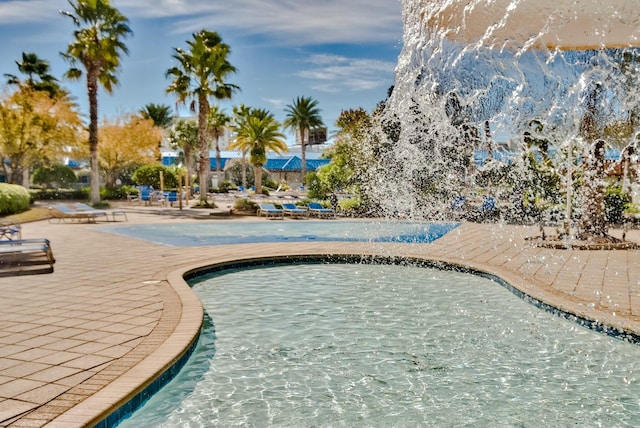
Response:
[[368, 0, 640, 245]]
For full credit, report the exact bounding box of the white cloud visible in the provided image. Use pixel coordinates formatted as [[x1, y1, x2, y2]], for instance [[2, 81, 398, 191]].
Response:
[[297, 54, 396, 93], [102, 0, 401, 45], [0, 1, 62, 24], [263, 98, 287, 109], [0, 0, 401, 45]]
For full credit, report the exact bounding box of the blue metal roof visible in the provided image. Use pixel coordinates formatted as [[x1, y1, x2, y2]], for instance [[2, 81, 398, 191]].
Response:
[[162, 153, 330, 172]]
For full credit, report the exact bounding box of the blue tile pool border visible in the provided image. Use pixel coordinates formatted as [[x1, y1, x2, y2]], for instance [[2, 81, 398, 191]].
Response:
[[103, 253, 640, 427]]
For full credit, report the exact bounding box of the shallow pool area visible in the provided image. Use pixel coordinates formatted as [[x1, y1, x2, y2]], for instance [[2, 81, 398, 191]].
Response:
[[95, 221, 459, 246], [118, 262, 640, 427]]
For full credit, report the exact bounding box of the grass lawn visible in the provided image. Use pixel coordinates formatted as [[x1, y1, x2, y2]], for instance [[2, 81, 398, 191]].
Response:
[[2, 206, 51, 223]]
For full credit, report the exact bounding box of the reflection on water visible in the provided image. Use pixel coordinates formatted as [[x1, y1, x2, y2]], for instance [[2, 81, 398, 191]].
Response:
[[120, 263, 640, 427]]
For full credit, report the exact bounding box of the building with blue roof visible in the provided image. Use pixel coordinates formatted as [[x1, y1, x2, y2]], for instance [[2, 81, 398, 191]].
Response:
[[161, 150, 331, 186]]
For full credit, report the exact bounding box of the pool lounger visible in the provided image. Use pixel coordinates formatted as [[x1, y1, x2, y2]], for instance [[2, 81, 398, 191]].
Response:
[[0, 238, 55, 275], [307, 202, 335, 218], [282, 203, 308, 218], [258, 203, 284, 219]]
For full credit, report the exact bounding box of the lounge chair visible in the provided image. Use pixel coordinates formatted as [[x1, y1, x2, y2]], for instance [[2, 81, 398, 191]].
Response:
[[72, 203, 128, 222], [468, 196, 498, 222], [258, 203, 284, 219], [449, 196, 467, 220], [0, 219, 21, 240], [48, 204, 102, 223], [307, 202, 335, 218], [450, 196, 466, 211], [0, 238, 55, 275], [282, 203, 308, 218], [164, 191, 179, 207]]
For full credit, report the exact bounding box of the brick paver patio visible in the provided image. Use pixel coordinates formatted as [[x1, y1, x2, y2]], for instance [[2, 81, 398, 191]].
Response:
[[0, 206, 639, 427]]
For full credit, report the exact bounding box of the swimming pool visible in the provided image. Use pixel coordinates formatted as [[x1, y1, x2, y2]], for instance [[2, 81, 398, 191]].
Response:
[[118, 262, 640, 427], [96, 221, 459, 246]]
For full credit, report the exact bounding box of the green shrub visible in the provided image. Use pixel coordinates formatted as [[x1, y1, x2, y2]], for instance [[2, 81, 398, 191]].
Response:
[[338, 197, 362, 213], [216, 180, 236, 193], [132, 164, 178, 188], [30, 188, 89, 201], [305, 172, 328, 200], [100, 186, 134, 200], [233, 198, 257, 212], [32, 164, 78, 188], [0, 183, 30, 215], [605, 186, 630, 224]]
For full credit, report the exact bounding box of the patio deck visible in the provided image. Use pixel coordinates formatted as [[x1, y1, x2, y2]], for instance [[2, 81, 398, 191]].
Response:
[[1, 207, 639, 427]]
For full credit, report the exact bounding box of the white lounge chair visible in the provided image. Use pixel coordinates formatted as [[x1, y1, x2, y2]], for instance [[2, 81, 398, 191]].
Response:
[[73, 203, 127, 222], [48, 204, 101, 223]]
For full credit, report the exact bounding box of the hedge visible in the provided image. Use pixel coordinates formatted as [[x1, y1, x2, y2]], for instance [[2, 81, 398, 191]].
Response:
[[0, 183, 31, 215]]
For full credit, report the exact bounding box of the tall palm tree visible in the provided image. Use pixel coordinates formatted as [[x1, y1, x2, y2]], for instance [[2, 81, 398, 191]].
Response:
[[166, 30, 239, 205], [140, 103, 174, 161], [207, 106, 230, 187], [229, 110, 287, 193], [61, 0, 132, 204], [283, 96, 324, 181]]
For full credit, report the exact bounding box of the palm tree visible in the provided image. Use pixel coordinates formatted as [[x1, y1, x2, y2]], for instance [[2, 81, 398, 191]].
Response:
[[166, 30, 239, 205], [208, 106, 230, 187], [167, 119, 198, 186], [283, 96, 324, 181], [229, 110, 287, 193], [140, 103, 174, 161], [5, 52, 63, 97], [140, 103, 173, 128], [61, 0, 132, 204], [232, 104, 253, 189]]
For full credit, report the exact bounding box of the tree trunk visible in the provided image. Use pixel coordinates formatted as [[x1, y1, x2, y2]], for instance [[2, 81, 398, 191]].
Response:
[[21, 168, 30, 189], [577, 140, 607, 239], [484, 120, 493, 161], [87, 71, 101, 204], [241, 153, 247, 190], [300, 127, 307, 185], [254, 164, 262, 194], [197, 94, 210, 204], [215, 140, 222, 189]]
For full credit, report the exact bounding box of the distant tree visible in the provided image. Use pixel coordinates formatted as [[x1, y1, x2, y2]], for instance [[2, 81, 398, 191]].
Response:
[[329, 108, 373, 195], [229, 110, 287, 193], [167, 119, 199, 186], [132, 164, 177, 189], [208, 105, 230, 186], [231, 104, 254, 189], [0, 87, 83, 185], [283, 96, 324, 180], [99, 114, 162, 187], [61, 0, 132, 203], [139, 103, 173, 128], [166, 30, 239, 205], [140, 103, 174, 161], [32, 164, 78, 188], [5, 52, 64, 97]]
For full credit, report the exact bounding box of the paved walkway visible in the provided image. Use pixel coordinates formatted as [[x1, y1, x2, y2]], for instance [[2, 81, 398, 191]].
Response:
[[1, 206, 639, 427]]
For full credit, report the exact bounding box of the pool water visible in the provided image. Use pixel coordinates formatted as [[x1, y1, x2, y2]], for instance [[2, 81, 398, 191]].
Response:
[[96, 221, 459, 246], [119, 263, 640, 427]]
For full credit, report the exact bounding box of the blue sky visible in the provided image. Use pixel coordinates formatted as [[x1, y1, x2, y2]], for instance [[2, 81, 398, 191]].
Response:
[[0, 0, 403, 143]]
